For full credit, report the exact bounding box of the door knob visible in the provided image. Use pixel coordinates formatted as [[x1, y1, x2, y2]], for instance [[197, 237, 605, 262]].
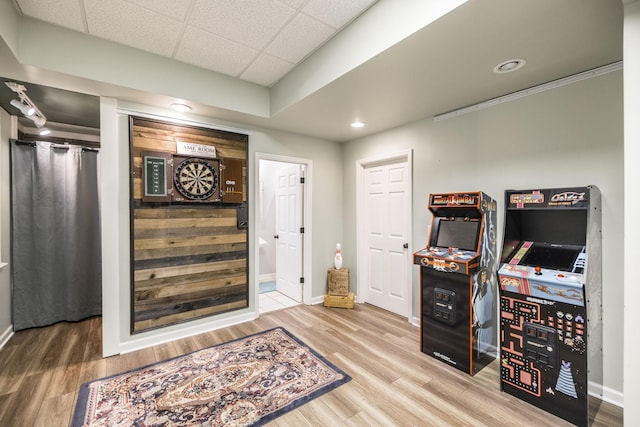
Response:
[[403, 243, 409, 249]]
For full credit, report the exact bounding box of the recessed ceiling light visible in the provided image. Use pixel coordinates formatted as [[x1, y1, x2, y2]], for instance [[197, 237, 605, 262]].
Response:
[[39, 128, 51, 136], [493, 59, 526, 74], [171, 103, 192, 112], [350, 121, 365, 128]]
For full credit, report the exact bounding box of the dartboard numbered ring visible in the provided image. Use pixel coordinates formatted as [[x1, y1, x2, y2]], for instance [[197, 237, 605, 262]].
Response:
[[173, 157, 220, 202]]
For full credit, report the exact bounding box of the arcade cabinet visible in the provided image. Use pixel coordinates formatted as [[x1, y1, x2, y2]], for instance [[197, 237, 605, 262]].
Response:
[[498, 186, 602, 427], [413, 192, 498, 375]]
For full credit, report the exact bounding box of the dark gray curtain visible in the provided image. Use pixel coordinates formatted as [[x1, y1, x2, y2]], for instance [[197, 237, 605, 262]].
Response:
[[11, 140, 101, 331]]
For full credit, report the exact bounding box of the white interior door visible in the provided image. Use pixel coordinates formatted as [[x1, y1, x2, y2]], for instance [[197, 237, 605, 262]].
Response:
[[275, 164, 303, 302], [363, 160, 410, 316]]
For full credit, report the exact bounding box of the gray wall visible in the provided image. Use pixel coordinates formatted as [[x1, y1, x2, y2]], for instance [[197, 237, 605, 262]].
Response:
[[624, 0, 640, 419], [342, 71, 624, 398], [258, 160, 281, 278]]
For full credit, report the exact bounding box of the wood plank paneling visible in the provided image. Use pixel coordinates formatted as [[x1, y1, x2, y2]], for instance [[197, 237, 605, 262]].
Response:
[[130, 117, 248, 333]]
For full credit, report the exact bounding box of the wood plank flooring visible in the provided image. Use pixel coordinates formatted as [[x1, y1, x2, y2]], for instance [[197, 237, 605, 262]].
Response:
[[0, 303, 623, 426]]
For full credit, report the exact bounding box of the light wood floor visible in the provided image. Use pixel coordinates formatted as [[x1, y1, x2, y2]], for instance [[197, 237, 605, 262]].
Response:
[[0, 303, 623, 426]]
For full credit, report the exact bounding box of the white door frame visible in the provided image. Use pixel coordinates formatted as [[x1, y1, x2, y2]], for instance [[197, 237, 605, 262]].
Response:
[[254, 152, 313, 316], [356, 150, 413, 320]]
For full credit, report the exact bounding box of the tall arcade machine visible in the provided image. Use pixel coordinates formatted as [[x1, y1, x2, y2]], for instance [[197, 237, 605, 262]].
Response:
[[498, 186, 602, 426], [413, 192, 498, 375]]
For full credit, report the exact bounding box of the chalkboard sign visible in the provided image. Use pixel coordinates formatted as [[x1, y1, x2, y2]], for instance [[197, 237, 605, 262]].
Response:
[[142, 152, 171, 202]]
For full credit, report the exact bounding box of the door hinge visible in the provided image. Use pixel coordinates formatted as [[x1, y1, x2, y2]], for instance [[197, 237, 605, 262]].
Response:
[[300, 227, 304, 234], [300, 177, 305, 184], [300, 277, 305, 284]]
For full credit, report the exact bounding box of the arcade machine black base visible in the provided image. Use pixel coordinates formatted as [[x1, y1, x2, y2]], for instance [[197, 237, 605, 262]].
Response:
[[500, 290, 589, 426], [421, 269, 494, 374]]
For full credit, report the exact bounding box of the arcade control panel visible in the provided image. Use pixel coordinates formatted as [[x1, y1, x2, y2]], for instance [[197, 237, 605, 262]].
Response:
[[498, 241, 586, 306], [413, 246, 480, 275]]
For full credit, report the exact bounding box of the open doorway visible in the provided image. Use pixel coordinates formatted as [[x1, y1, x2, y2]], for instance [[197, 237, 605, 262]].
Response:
[[256, 154, 312, 314]]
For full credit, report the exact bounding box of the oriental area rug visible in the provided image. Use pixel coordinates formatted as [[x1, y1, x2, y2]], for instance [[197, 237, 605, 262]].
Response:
[[72, 327, 350, 426]]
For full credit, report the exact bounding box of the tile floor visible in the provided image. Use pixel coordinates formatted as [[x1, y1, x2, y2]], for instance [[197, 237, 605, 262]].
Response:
[[259, 290, 299, 313]]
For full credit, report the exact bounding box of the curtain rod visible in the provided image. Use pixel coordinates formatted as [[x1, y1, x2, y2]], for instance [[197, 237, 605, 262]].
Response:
[[10, 139, 100, 152]]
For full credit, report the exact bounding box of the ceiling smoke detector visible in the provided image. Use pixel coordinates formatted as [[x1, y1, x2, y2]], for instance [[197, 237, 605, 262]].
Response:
[[493, 59, 526, 74], [171, 103, 192, 112]]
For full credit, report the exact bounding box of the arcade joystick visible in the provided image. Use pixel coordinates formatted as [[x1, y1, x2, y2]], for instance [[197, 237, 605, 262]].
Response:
[[534, 266, 542, 275]]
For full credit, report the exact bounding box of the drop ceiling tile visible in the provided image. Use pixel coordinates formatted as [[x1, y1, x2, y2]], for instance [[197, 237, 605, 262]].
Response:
[[241, 53, 295, 87], [16, 0, 85, 32], [176, 27, 259, 77], [188, 0, 295, 50], [265, 13, 335, 63], [303, 0, 377, 29], [278, 0, 307, 9], [84, 0, 184, 57], [126, 0, 192, 21]]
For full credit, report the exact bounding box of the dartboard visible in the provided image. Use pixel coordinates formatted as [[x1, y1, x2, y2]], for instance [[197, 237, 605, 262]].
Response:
[[173, 157, 219, 200]]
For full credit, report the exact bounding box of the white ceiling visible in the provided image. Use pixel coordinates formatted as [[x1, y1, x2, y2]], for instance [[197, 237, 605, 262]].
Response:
[[1, 0, 624, 142], [13, 0, 377, 87]]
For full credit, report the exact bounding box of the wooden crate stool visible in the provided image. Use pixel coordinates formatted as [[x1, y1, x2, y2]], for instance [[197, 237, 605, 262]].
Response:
[[327, 267, 349, 296], [325, 268, 353, 308], [324, 292, 355, 309]]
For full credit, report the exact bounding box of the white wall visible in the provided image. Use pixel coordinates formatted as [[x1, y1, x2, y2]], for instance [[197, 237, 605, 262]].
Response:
[[624, 0, 640, 421], [101, 102, 343, 356], [342, 71, 624, 402], [258, 160, 279, 278], [0, 109, 13, 348]]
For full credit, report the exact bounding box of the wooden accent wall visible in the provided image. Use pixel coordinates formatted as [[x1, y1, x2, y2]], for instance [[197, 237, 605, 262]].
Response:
[[130, 117, 248, 332]]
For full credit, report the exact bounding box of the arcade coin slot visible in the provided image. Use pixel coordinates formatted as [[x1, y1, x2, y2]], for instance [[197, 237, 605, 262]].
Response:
[[524, 322, 558, 369], [433, 288, 457, 325]]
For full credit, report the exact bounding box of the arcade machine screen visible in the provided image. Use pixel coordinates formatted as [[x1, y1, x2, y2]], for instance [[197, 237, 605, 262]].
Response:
[[433, 218, 480, 252], [516, 242, 584, 272]]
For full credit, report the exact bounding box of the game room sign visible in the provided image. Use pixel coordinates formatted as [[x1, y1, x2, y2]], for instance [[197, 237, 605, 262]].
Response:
[[177, 141, 216, 158]]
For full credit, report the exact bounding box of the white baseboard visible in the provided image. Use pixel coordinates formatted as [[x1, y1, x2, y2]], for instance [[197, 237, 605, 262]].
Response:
[[0, 324, 14, 350], [589, 381, 624, 408], [259, 273, 276, 283], [119, 311, 257, 355], [410, 316, 420, 327]]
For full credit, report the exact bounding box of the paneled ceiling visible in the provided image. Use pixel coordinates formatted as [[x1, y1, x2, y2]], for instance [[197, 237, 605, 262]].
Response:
[[0, 0, 624, 142], [13, 0, 377, 88]]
